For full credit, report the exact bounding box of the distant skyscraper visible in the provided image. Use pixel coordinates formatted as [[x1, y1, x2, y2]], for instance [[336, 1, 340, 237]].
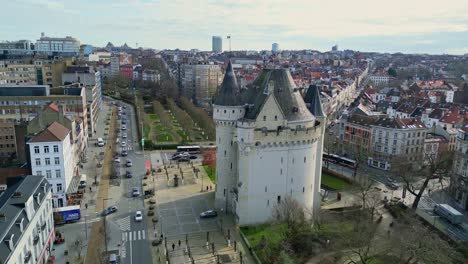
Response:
[[332, 44, 338, 52], [212, 36, 222, 53], [272, 42, 279, 52]]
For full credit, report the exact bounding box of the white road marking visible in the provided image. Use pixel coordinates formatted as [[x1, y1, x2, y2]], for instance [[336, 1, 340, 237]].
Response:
[[129, 231, 132, 241], [138, 230, 141, 240], [142, 230, 145, 240]]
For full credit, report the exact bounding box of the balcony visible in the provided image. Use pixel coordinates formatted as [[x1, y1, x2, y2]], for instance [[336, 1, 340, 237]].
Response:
[[41, 222, 47, 231]]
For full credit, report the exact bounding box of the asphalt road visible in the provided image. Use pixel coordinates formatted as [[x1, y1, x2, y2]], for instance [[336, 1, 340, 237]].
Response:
[[106, 99, 152, 264]]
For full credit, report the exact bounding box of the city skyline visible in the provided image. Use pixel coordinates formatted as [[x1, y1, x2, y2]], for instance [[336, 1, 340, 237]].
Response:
[[2, 0, 468, 54]]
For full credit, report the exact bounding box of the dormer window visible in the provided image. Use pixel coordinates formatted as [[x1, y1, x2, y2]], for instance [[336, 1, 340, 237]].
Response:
[[5, 234, 14, 251], [17, 218, 24, 232]]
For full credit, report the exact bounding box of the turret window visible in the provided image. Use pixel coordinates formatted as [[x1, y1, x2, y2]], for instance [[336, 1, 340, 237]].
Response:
[[263, 116, 266, 121], [232, 110, 235, 113], [275, 115, 277, 121], [230, 163, 233, 170], [277, 196, 281, 203], [304, 157, 306, 163], [224, 150, 226, 157], [224, 110, 227, 113]]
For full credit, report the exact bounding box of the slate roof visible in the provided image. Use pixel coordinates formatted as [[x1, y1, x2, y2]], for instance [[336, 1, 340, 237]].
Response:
[[29, 122, 70, 143], [304, 85, 325, 117], [243, 68, 314, 122], [0, 176, 50, 263], [213, 61, 241, 106]]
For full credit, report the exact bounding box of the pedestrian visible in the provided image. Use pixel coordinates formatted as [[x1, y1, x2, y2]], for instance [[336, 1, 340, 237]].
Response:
[[172, 243, 175, 251], [210, 186, 212, 191], [85, 203, 88, 209], [160, 234, 163, 240], [89, 187, 92, 192], [206, 186, 209, 191], [178, 240, 181, 247]]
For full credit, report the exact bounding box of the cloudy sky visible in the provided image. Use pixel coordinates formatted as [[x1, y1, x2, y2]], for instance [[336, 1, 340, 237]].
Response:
[[3, 0, 468, 54]]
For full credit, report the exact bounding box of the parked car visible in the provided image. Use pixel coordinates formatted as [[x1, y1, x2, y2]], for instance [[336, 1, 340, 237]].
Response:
[[126, 171, 133, 178], [121, 150, 128, 157], [122, 133, 127, 139], [135, 211, 143, 222], [101, 206, 118, 216], [132, 187, 140, 197], [122, 119, 127, 125], [388, 182, 400, 190], [126, 159, 133, 167], [189, 155, 197, 160], [114, 157, 121, 163], [200, 210, 217, 218], [121, 141, 127, 147], [121, 125, 127, 130]]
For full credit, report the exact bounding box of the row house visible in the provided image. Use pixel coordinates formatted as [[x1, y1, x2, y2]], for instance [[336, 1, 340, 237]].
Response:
[[368, 118, 427, 170], [450, 125, 468, 210]]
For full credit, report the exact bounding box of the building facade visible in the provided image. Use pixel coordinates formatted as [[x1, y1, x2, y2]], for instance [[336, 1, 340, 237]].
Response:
[[450, 126, 468, 210], [182, 63, 223, 107], [0, 61, 38, 85], [28, 122, 75, 208], [212, 36, 222, 53], [213, 62, 325, 225], [0, 85, 87, 164], [0, 176, 54, 264], [35, 33, 80, 55]]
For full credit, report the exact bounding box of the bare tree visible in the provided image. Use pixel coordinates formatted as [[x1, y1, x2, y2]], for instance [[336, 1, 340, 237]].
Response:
[[350, 175, 382, 220], [391, 211, 464, 264], [272, 196, 308, 237], [71, 235, 86, 261], [393, 150, 454, 209]]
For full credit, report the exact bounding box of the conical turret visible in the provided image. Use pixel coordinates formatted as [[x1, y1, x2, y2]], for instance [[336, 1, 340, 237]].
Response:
[[214, 61, 241, 106], [304, 85, 325, 117]]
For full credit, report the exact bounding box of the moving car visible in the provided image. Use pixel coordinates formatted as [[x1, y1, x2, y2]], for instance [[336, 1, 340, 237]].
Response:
[[126, 159, 133, 167], [126, 171, 133, 178], [101, 206, 118, 216], [122, 119, 127, 125], [96, 138, 105, 147], [121, 141, 127, 147], [132, 187, 140, 197], [135, 211, 143, 222], [121, 125, 127, 130], [121, 150, 128, 157], [122, 132, 127, 139], [200, 210, 217, 218]]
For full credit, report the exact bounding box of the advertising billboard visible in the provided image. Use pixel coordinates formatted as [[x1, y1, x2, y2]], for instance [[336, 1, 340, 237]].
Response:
[[53, 205, 81, 223]]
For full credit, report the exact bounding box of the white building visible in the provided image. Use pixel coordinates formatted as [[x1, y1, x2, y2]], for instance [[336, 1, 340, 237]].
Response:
[[36, 33, 80, 55], [0, 176, 54, 264], [142, 69, 161, 83], [213, 62, 325, 225], [369, 74, 391, 86], [28, 122, 75, 208], [110, 55, 120, 77], [272, 43, 279, 52]]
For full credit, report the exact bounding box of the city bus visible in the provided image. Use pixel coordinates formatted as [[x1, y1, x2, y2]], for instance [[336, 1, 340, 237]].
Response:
[[176, 145, 201, 154], [323, 152, 357, 169]]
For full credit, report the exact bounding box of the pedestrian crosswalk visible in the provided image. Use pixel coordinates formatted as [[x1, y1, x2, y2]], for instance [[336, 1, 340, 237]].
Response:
[[116, 216, 131, 231], [122, 230, 146, 242], [122, 146, 133, 151]]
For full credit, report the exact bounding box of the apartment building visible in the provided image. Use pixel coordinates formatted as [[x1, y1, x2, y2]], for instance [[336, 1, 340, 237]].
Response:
[[35, 33, 80, 55], [450, 125, 468, 210], [182, 63, 223, 107], [27, 122, 75, 208], [0, 176, 54, 264], [369, 118, 427, 170], [0, 61, 37, 85], [0, 85, 87, 164]]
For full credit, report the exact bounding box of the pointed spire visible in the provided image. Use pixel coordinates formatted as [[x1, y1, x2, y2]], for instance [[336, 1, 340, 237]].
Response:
[[304, 85, 325, 117], [214, 61, 241, 106]]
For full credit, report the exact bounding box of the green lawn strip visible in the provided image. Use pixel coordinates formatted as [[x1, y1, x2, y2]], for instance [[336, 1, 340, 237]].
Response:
[[143, 123, 151, 138], [156, 124, 166, 132], [203, 165, 216, 183], [156, 133, 173, 142], [240, 224, 286, 260], [321, 173, 350, 190], [149, 114, 158, 120]]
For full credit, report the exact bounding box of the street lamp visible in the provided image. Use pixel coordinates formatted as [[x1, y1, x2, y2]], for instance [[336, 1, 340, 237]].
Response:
[[101, 198, 112, 254]]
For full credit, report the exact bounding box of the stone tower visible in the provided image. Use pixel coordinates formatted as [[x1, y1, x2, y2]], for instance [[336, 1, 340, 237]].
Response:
[[213, 67, 326, 225], [213, 61, 244, 212]]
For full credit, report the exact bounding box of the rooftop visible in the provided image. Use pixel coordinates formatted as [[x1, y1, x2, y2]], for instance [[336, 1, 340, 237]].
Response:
[[29, 122, 70, 143]]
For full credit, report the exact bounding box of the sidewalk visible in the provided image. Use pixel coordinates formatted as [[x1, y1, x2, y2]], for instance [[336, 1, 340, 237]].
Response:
[[52, 102, 114, 264]]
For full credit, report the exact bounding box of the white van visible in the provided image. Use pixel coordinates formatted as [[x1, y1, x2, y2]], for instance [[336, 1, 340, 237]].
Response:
[[79, 174, 87, 188], [97, 138, 105, 147]]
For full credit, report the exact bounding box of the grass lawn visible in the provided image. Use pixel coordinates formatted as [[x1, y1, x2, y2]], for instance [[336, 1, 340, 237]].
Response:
[[241, 224, 285, 260], [203, 165, 216, 183], [143, 123, 151, 138], [321, 173, 350, 190], [149, 114, 158, 120], [156, 134, 173, 142], [156, 124, 166, 132]]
